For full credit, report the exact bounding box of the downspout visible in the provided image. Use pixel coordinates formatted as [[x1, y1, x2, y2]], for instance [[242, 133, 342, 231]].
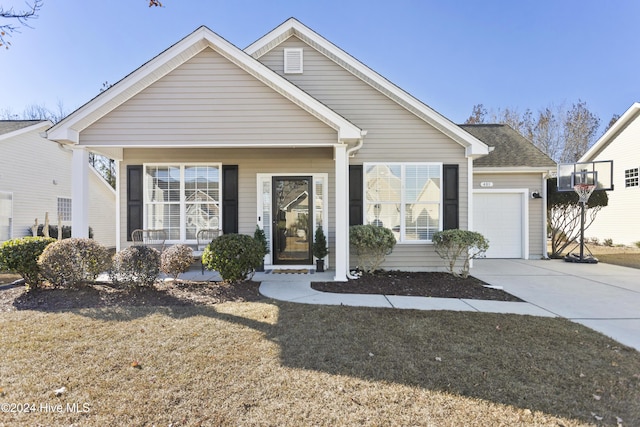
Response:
[[345, 130, 367, 280]]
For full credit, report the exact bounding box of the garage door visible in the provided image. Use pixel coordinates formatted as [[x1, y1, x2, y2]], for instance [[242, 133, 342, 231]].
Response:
[[473, 192, 524, 258]]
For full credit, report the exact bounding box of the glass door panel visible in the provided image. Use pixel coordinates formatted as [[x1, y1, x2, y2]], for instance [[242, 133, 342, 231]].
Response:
[[272, 177, 312, 264]]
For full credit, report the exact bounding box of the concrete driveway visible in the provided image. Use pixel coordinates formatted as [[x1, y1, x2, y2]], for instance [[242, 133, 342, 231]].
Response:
[[472, 259, 640, 351]]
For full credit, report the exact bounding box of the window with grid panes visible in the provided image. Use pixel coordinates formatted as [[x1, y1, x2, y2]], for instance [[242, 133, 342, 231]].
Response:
[[364, 163, 442, 242]]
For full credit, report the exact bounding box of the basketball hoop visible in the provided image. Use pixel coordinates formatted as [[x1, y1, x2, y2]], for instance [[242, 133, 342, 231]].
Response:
[[573, 183, 596, 204]]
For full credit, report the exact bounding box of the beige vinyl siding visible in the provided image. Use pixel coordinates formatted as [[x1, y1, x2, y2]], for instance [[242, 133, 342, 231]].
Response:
[[474, 172, 547, 258], [81, 48, 337, 147], [586, 117, 640, 245], [258, 37, 469, 270], [0, 126, 115, 246], [120, 147, 338, 267], [0, 127, 71, 240]]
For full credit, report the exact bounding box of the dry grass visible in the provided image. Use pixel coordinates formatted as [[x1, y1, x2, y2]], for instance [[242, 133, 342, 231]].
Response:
[[1, 301, 639, 426], [553, 243, 640, 269]]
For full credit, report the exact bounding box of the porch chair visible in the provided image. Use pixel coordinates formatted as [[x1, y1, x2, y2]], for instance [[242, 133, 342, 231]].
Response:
[[131, 229, 167, 253], [194, 228, 221, 274]]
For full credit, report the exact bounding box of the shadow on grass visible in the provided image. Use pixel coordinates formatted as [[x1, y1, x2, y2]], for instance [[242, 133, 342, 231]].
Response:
[[11, 285, 640, 426]]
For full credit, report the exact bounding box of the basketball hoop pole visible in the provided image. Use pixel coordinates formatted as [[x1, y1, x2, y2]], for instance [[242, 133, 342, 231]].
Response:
[[579, 197, 586, 261], [566, 183, 597, 264]]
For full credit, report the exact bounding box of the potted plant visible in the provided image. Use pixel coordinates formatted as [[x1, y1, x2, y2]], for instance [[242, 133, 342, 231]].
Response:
[[312, 225, 329, 272], [254, 225, 270, 272]]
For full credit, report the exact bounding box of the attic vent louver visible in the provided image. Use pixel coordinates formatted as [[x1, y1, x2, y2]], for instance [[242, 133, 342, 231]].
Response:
[[284, 48, 303, 74]]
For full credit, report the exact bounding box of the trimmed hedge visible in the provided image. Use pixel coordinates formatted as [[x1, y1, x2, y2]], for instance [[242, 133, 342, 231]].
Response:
[[202, 233, 263, 282], [38, 238, 111, 288], [0, 237, 56, 289], [349, 225, 397, 273], [110, 246, 161, 288], [432, 229, 489, 278], [160, 244, 194, 280]]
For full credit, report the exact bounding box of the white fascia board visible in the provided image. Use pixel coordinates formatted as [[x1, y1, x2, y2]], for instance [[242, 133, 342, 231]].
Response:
[[579, 102, 640, 162], [475, 167, 556, 174], [0, 120, 52, 141], [48, 25, 361, 144], [246, 18, 487, 155]]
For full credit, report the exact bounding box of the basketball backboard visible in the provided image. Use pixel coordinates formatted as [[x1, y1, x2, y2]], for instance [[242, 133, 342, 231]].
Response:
[[557, 160, 613, 192]]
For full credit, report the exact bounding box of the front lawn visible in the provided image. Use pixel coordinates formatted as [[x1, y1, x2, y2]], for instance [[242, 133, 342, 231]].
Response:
[[1, 298, 638, 426]]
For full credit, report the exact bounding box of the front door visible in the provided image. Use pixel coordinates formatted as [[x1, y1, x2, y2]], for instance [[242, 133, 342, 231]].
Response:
[[272, 176, 312, 264]]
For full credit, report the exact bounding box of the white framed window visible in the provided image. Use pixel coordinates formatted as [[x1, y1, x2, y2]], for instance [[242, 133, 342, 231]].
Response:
[[364, 163, 442, 242], [144, 164, 221, 242], [0, 192, 12, 242], [625, 168, 639, 188], [57, 197, 72, 222]]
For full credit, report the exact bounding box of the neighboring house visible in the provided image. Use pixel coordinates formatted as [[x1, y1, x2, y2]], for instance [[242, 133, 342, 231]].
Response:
[[579, 102, 640, 246], [0, 120, 116, 247], [460, 124, 556, 259], [46, 18, 502, 280]]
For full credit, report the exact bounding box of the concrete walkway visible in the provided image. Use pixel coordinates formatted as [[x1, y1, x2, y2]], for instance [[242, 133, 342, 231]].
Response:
[[256, 260, 640, 352], [472, 259, 640, 352]]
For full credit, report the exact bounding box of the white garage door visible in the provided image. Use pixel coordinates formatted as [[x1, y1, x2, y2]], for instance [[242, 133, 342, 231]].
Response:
[[474, 192, 524, 258]]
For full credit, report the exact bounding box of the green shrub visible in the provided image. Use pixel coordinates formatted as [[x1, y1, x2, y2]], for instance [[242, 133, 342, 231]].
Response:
[[38, 238, 111, 288], [313, 226, 329, 260], [160, 244, 194, 280], [109, 246, 161, 288], [349, 225, 397, 273], [36, 224, 94, 239], [0, 237, 56, 289], [202, 234, 263, 282], [603, 238, 613, 247], [635, 241, 640, 249], [432, 229, 489, 278], [253, 225, 270, 257]]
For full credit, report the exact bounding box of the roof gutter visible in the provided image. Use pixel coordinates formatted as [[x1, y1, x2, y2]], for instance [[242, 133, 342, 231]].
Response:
[[345, 130, 367, 280]]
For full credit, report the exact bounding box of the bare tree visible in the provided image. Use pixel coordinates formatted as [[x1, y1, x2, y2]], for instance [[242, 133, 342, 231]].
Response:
[[465, 104, 487, 124], [2, 1, 163, 48], [464, 101, 601, 163], [560, 100, 601, 163], [0, 0, 43, 49], [547, 178, 608, 257], [605, 113, 620, 132]]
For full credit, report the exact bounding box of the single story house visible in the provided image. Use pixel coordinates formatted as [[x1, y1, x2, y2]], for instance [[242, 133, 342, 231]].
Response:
[[0, 120, 116, 247], [46, 18, 554, 279], [460, 124, 556, 259], [578, 102, 640, 246]]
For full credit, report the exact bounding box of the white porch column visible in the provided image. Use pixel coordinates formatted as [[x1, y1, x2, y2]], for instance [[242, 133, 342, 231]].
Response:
[[334, 144, 348, 281], [71, 147, 90, 238]]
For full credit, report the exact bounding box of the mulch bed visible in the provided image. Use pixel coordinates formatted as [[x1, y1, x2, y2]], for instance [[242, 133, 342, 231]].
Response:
[[0, 280, 263, 312], [0, 270, 522, 312], [312, 271, 523, 302]]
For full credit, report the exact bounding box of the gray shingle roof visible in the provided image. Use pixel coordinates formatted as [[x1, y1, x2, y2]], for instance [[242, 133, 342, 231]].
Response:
[[0, 120, 47, 136], [460, 124, 556, 168]]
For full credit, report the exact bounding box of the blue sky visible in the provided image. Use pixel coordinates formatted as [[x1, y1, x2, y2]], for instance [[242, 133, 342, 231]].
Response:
[[2, 0, 639, 133]]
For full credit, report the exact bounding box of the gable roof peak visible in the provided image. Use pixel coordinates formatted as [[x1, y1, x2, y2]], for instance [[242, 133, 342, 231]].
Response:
[[246, 18, 489, 158], [580, 102, 640, 162], [48, 21, 361, 144]]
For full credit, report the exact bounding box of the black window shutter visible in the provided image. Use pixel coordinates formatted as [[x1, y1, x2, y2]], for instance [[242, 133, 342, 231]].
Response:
[[222, 165, 239, 234], [443, 164, 459, 230], [349, 165, 363, 226], [126, 165, 143, 241]]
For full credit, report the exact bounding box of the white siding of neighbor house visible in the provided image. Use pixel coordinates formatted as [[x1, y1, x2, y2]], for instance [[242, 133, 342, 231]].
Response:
[[80, 48, 337, 148], [119, 147, 338, 267], [473, 172, 547, 259], [585, 117, 640, 246], [256, 37, 469, 270], [0, 125, 116, 247]]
